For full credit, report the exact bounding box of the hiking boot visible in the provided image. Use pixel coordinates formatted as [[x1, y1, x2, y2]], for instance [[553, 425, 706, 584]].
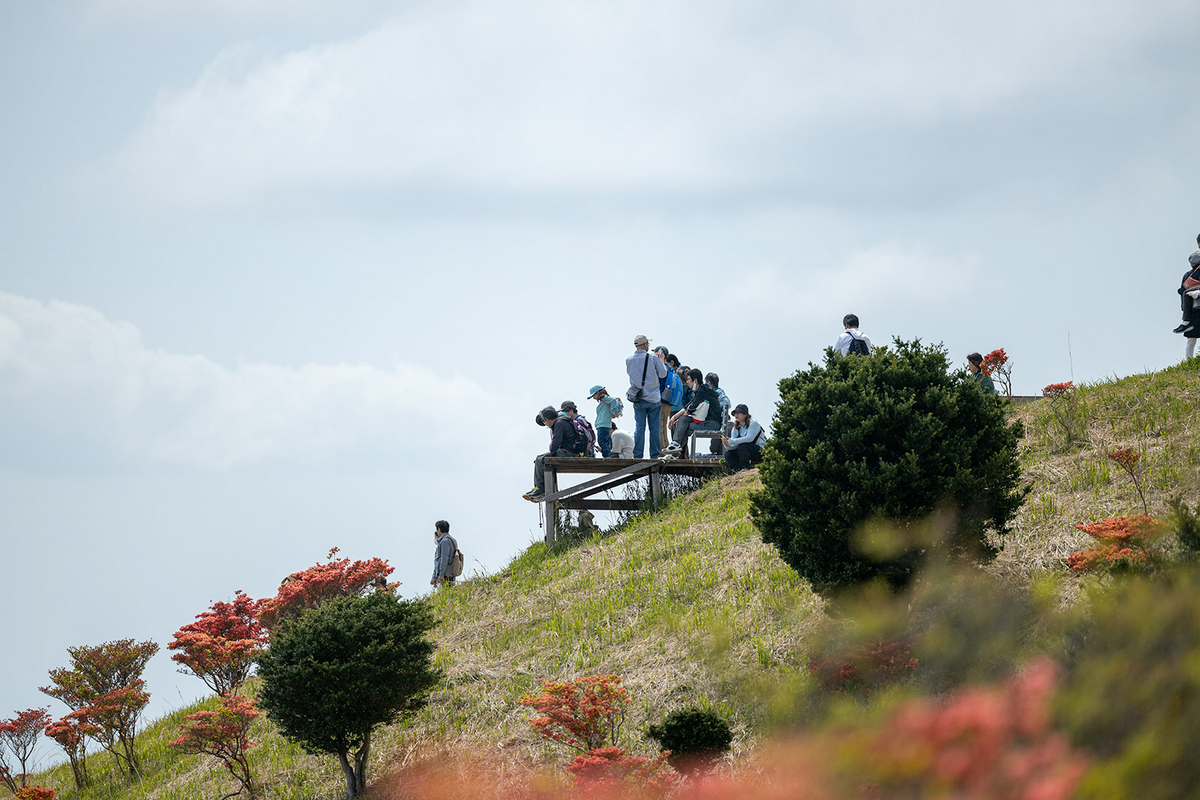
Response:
[[523, 490, 545, 502], [1175, 322, 1194, 334], [663, 441, 682, 452]]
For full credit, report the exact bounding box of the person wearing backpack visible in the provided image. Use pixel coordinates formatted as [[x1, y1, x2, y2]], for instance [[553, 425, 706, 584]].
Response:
[[1173, 234, 1200, 359], [560, 401, 597, 457], [587, 385, 623, 457], [834, 314, 873, 356], [654, 347, 682, 452], [431, 519, 463, 586], [523, 406, 581, 502], [626, 334, 668, 459], [723, 404, 767, 472], [705, 372, 732, 455], [663, 368, 723, 459]]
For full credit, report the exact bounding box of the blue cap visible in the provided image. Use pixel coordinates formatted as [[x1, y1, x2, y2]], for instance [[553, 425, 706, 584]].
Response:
[[588, 385, 604, 397]]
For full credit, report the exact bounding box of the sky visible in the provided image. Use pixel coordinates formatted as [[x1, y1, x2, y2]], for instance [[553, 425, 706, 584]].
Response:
[[2, 0, 1199, 770]]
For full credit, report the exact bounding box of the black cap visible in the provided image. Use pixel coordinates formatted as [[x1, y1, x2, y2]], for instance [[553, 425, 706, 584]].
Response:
[[560, 400, 577, 412], [732, 403, 750, 416]]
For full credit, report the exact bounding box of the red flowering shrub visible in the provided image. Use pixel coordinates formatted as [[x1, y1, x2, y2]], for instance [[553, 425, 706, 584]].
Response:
[[519, 675, 629, 753], [41, 639, 158, 776], [566, 747, 677, 797], [861, 659, 1088, 799], [257, 548, 395, 630], [169, 591, 266, 696], [1042, 382, 1082, 445], [1042, 382, 1075, 399], [0, 708, 51, 790], [45, 711, 100, 789], [806, 638, 918, 695], [1069, 515, 1166, 574], [14, 786, 57, 800], [1106, 447, 1148, 514], [981, 349, 1013, 398], [170, 694, 260, 797]]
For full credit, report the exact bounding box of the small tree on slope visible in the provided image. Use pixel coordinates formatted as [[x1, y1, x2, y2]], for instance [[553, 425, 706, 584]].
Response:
[[1, 709, 51, 790], [255, 592, 440, 799], [751, 339, 1025, 594], [168, 591, 266, 697]]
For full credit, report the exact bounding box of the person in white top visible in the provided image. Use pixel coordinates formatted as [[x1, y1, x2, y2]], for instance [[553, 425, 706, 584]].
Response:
[[609, 422, 635, 459], [834, 314, 873, 356]]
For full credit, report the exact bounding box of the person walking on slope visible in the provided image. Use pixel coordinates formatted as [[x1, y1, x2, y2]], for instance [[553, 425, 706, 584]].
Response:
[[430, 520, 457, 587], [1174, 234, 1200, 359], [966, 352, 997, 394], [588, 385, 622, 458], [834, 314, 872, 355], [626, 335, 668, 459], [723, 404, 767, 472], [524, 407, 581, 502]]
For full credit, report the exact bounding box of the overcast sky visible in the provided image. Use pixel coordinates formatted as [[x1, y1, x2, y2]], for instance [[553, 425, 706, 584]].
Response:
[[2, 0, 1199, 768]]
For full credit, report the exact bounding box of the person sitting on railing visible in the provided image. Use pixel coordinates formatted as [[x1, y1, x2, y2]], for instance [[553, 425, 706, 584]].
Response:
[[663, 368, 723, 459], [723, 404, 766, 472], [523, 406, 581, 502]]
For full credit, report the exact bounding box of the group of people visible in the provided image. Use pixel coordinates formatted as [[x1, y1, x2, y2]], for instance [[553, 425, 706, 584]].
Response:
[[521, 334, 767, 503]]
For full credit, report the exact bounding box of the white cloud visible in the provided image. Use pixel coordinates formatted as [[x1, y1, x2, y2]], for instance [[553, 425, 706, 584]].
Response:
[[0, 292, 502, 470], [106, 0, 1196, 206]]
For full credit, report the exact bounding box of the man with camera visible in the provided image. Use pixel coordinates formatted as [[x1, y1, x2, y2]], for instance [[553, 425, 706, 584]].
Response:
[[625, 334, 668, 459]]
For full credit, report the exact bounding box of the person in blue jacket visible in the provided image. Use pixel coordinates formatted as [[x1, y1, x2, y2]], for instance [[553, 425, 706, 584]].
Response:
[[723, 404, 766, 472]]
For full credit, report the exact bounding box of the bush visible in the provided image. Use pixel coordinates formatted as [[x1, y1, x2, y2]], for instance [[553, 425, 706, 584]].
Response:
[[751, 339, 1025, 593], [256, 591, 440, 799], [646, 707, 733, 774], [1168, 495, 1200, 556]]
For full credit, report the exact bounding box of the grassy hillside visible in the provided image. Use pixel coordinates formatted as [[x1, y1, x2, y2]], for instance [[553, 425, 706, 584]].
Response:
[[27, 359, 1200, 799]]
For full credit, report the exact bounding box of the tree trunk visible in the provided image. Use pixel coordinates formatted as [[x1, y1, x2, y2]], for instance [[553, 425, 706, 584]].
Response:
[[337, 751, 359, 799], [353, 734, 371, 797]]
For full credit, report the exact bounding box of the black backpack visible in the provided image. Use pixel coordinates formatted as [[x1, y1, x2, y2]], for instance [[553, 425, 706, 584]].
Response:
[[846, 333, 869, 356]]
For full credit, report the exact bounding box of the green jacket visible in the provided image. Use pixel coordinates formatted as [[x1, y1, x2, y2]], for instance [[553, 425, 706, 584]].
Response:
[[969, 370, 997, 395]]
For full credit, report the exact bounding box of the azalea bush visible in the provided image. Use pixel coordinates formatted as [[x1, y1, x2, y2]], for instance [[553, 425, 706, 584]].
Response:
[[0, 708, 50, 791], [257, 548, 395, 630], [170, 694, 260, 798], [1068, 515, 1166, 575], [40, 639, 158, 775], [981, 348, 1014, 398], [44, 712, 99, 789], [520, 675, 676, 794], [1043, 381, 1081, 447], [13, 787, 57, 800], [169, 591, 266, 696], [806, 638, 919, 696]]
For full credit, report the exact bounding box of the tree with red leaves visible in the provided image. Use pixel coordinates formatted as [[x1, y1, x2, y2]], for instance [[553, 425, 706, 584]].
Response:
[[13, 787, 56, 800], [0, 708, 51, 790], [1068, 515, 1167, 574], [169, 591, 266, 697], [169, 694, 260, 799], [44, 711, 99, 789], [257, 548, 395, 631], [40, 639, 158, 775], [980, 348, 1013, 398]]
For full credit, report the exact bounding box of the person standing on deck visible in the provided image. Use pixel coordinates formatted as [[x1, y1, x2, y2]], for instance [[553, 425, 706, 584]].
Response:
[[588, 385, 622, 458], [626, 335, 668, 459]]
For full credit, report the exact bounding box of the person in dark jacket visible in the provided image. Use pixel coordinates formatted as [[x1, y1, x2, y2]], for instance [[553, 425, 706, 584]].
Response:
[[966, 353, 997, 394], [523, 407, 580, 502], [723, 404, 766, 472], [663, 368, 723, 459], [1173, 234, 1200, 359]]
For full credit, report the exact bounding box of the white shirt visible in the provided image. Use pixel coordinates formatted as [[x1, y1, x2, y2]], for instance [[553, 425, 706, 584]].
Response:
[[609, 429, 634, 458], [834, 329, 872, 355]]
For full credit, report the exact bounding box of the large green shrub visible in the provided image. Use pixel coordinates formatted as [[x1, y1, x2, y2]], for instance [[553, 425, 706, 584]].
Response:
[[751, 339, 1024, 593], [646, 707, 732, 774], [255, 592, 440, 799]]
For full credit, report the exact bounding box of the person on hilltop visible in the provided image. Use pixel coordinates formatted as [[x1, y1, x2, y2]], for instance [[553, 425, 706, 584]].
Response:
[[1173, 234, 1200, 359], [663, 368, 724, 459], [430, 520, 458, 587], [609, 421, 635, 458], [723, 404, 767, 472], [654, 346, 682, 453], [560, 400, 597, 457], [705, 372, 732, 455], [966, 352, 997, 394], [523, 407, 581, 502], [588, 385, 623, 458], [626, 334, 668, 459], [834, 314, 872, 356]]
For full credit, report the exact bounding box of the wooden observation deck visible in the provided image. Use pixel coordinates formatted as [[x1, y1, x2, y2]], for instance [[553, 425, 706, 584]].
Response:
[[539, 456, 726, 544]]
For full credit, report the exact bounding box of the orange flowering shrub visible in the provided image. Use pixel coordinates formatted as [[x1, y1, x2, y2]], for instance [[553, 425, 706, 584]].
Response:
[[258, 548, 395, 630], [14, 787, 57, 800], [981, 349, 1013, 397], [1068, 515, 1166, 574], [169, 694, 260, 797]]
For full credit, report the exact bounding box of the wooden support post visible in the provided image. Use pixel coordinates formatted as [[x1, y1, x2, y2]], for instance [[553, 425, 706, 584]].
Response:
[[545, 464, 559, 546], [650, 465, 662, 511]]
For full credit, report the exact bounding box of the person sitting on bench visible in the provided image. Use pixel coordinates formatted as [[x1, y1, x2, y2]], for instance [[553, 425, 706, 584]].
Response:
[[723, 404, 766, 472], [663, 368, 722, 459], [523, 406, 580, 502]]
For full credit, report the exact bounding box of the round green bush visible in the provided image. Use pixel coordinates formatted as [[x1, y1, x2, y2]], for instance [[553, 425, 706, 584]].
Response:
[[751, 339, 1025, 594], [646, 706, 733, 773]]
